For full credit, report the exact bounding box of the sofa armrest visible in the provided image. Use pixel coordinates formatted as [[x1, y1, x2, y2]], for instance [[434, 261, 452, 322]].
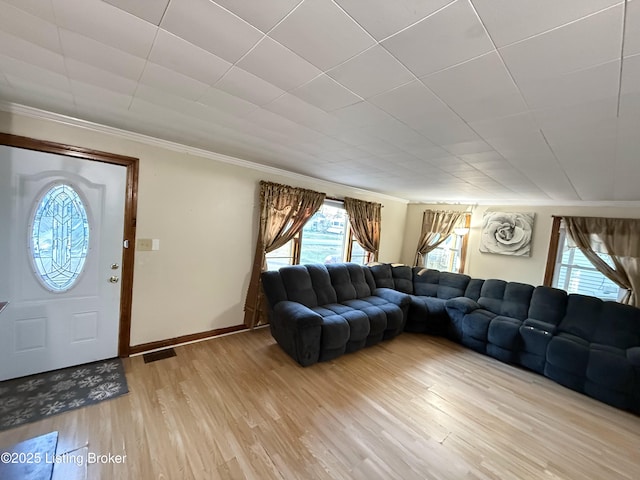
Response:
[[445, 296, 480, 314], [373, 287, 411, 308], [273, 301, 323, 329], [627, 347, 640, 367]]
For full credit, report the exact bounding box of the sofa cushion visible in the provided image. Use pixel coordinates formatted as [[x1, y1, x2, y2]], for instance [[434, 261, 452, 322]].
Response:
[[306, 264, 338, 305], [391, 265, 414, 294], [412, 268, 440, 297], [488, 316, 522, 349], [477, 279, 507, 315], [592, 302, 640, 349], [464, 278, 485, 301], [369, 263, 394, 288], [528, 286, 567, 325], [462, 309, 495, 341], [346, 263, 372, 298], [261, 270, 288, 308], [587, 344, 634, 392], [557, 294, 602, 341], [279, 265, 318, 307], [412, 268, 470, 299], [546, 333, 590, 377], [326, 264, 358, 301]]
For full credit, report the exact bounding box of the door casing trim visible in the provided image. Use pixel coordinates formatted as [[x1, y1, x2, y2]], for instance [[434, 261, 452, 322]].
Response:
[[0, 132, 138, 357]]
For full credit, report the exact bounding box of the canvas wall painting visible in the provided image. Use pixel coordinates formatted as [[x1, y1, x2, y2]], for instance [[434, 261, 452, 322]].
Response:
[[479, 212, 535, 256]]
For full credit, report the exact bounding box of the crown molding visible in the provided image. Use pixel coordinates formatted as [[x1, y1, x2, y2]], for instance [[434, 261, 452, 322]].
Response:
[[0, 101, 409, 204]]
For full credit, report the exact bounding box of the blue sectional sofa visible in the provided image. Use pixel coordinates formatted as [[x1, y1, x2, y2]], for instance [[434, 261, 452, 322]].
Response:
[[262, 262, 640, 414], [261, 263, 409, 366]]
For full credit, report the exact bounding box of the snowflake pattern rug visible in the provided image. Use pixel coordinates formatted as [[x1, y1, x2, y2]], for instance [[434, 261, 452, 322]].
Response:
[[0, 359, 128, 431]]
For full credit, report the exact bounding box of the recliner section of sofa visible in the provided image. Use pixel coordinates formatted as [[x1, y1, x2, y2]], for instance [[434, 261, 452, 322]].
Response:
[[261, 263, 410, 367]]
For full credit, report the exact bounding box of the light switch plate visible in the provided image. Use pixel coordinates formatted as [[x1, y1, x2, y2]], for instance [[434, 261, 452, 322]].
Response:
[[137, 238, 153, 251]]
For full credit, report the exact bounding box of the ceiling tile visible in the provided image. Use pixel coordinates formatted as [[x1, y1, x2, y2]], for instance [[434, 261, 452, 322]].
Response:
[[0, 1, 61, 53], [59, 29, 146, 80], [327, 45, 415, 98], [369, 80, 444, 122], [139, 62, 210, 101], [213, 0, 301, 33], [335, 0, 455, 40], [236, 37, 322, 92], [102, 0, 170, 25], [52, 0, 156, 58], [161, 0, 263, 63], [382, 0, 494, 77], [71, 81, 134, 110], [262, 93, 338, 134], [625, 0, 640, 56], [197, 86, 260, 117], [0, 53, 70, 92], [330, 101, 391, 128], [469, 112, 540, 139], [269, 0, 375, 70], [0, 29, 66, 75], [422, 52, 527, 122], [65, 58, 138, 95], [473, 0, 620, 48], [215, 67, 285, 106], [291, 74, 361, 112], [0, 80, 76, 114], [1, 0, 56, 22], [500, 5, 623, 84], [517, 60, 620, 111], [149, 30, 232, 86]]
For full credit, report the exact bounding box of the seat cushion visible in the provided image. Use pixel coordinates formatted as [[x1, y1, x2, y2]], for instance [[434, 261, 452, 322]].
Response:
[[488, 316, 522, 350]]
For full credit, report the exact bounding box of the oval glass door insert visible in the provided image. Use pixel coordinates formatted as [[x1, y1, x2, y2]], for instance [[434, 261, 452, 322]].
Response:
[[31, 184, 90, 292]]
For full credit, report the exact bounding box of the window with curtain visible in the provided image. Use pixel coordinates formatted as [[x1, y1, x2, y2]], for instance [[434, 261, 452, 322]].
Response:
[[552, 220, 623, 301], [265, 200, 369, 270], [425, 234, 464, 273]]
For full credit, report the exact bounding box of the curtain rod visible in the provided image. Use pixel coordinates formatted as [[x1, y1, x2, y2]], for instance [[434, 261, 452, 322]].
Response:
[[326, 195, 384, 207]]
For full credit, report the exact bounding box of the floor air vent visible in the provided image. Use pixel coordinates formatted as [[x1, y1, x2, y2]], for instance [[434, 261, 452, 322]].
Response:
[[143, 347, 177, 364]]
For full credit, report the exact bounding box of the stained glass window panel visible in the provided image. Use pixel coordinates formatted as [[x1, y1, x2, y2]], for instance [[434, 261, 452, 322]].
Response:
[[31, 184, 90, 292]]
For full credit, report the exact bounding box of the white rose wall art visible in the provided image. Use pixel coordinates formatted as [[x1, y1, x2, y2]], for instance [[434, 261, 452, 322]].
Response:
[[479, 212, 535, 256]]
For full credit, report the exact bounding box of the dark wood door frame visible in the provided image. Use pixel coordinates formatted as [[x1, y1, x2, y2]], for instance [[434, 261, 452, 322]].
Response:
[[0, 132, 138, 357]]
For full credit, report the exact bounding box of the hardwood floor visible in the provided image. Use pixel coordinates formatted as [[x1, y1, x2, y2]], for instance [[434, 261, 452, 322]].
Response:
[[1, 328, 639, 479]]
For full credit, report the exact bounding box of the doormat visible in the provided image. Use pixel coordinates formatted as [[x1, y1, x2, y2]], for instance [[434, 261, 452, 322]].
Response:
[[0, 359, 128, 431], [0, 431, 58, 480]]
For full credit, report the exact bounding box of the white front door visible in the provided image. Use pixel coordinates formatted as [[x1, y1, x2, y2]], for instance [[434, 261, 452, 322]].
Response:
[[0, 145, 126, 381]]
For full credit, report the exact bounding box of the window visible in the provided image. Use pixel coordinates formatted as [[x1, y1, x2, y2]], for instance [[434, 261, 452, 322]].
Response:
[[425, 234, 464, 273], [423, 213, 470, 273], [545, 218, 623, 301], [265, 200, 371, 270], [30, 184, 90, 292]]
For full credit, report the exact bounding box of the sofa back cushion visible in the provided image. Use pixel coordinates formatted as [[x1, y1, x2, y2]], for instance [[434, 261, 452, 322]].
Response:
[[412, 268, 470, 299], [326, 264, 358, 301], [261, 270, 288, 308], [478, 279, 507, 315], [500, 282, 534, 319], [464, 278, 484, 301], [557, 294, 602, 341], [279, 265, 318, 307], [306, 264, 338, 305], [528, 286, 567, 324], [592, 302, 640, 348], [391, 265, 413, 294], [368, 263, 394, 288], [346, 263, 372, 298]]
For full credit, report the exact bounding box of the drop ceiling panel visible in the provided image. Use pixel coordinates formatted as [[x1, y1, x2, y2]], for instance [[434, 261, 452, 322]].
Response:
[[422, 52, 527, 122], [148, 30, 232, 86], [381, 0, 494, 77], [0, 54, 70, 93], [624, 0, 640, 57], [500, 5, 623, 84], [161, 0, 263, 63], [334, 0, 454, 41], [269, 0, 376, 70], [473, 0, 621, 48], [71, 81, 134, 110], [102, 0, 171, 26], [0, 1, 61, 53], [1, 0, 56, 22], [0, 30, 66, 75], [327, 46, 415, 99], [236, 37, 322, 92], [65, 58, 138, 95], [197, 87, 260, 117], [215, 67, 285, 106], [53, 0, 156, 58], [291, 75, 362, 112], [213, 0, 301, 33], [139, 62, 209, 101], [59, 29, 146, 80]]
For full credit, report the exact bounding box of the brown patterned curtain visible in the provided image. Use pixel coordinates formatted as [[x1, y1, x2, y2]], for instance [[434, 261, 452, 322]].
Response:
[[414, 209, 465, 267], [344, 197, 381, 262], [563, 216, 640, 307], [243, 181, 325, 328]]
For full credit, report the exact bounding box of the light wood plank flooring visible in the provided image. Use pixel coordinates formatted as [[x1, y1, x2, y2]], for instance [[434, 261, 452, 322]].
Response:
[[1, 328, 640, 479]]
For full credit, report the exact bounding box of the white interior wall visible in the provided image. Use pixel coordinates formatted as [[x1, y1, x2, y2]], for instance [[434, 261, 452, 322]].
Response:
[[0, 110, 408, 346]]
